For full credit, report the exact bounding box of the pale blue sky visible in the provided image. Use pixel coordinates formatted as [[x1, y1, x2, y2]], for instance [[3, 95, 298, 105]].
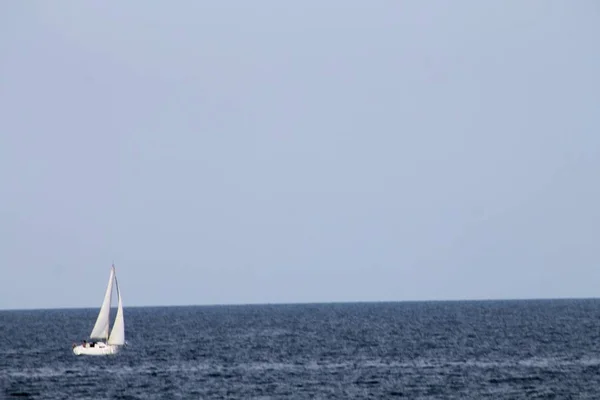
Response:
[[1, 2, 599, 309]]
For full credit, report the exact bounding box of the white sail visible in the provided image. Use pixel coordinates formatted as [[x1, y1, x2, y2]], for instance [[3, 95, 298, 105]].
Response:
[[108, 275, 125, 346], [89, 266, 115, 340]]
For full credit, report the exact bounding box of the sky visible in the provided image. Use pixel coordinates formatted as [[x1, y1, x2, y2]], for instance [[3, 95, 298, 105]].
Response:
[[1, 1, 599, 309]]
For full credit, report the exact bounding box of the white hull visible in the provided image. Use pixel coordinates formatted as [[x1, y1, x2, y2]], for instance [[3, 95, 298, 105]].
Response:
[[73, 342, 120, 356]]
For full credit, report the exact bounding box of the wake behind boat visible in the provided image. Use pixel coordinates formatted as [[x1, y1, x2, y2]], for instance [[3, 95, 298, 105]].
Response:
[[72, 264, 125, 356]]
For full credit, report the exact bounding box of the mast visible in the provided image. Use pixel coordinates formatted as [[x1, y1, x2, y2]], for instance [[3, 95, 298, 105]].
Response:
[[106, 264, 114, 337]]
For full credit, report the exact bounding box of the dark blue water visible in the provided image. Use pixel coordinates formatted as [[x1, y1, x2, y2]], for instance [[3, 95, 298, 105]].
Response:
[[2, 300, 600, 399]]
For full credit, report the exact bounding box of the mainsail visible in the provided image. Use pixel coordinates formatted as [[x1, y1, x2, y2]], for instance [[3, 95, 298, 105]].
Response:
[[89, 266, 115, 340], [108, 275, 125, 345]]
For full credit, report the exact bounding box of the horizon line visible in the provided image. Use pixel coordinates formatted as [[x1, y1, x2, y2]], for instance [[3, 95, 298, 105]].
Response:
[[1, 295, 598, 312]]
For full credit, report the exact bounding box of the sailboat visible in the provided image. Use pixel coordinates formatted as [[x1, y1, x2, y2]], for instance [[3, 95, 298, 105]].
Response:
[[72, 264, 125, 356]]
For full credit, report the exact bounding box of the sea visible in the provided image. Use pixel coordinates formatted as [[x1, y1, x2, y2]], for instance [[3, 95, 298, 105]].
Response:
[[2, 299, 600, 399]]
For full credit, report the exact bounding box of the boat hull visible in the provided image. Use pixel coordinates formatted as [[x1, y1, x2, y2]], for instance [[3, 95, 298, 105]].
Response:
[[73, 343, 120, 356]]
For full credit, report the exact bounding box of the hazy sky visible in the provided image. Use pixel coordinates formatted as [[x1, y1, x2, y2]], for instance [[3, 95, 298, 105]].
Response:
[[1, 2, 599, 309]]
